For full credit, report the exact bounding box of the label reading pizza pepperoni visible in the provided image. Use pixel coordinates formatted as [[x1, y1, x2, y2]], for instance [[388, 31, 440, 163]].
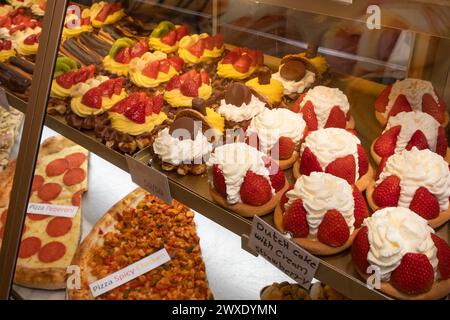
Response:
[[27, 203, 79, 218], [38, 241, 66, 263]]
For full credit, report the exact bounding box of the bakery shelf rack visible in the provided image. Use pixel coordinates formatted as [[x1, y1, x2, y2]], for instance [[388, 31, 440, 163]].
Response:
[[0, 0, 449, 301]]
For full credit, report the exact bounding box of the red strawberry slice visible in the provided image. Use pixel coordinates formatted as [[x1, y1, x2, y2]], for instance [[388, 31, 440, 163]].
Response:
[[222, 51, 240, 64], [124, 104, 146, 124], [175, 25, 190, 41], [357, 144, 369, 177], [300, 147, 322, 176], [375, 157, 388, 180], [317, 209, 350, 247], [130, 41, 148, 58], [95, 3, 112, 22], [436, 127, 448, 157], [114, 47, 131, 64], [422, 93, 445, 124], [301, 101, 318, 131], [280, 185, 294, 211], [180, 78, 199, 97], [98, 79, 115, 98], [271, 136, 295, 160], [374, 85, 392, 113], [188, 39, 205, 58], [233, 54, 252, 73], [406, 130, 429, 151], [212, 164, 227, 197], [389, 94, 412, 117], [430, 234, 450, 280], [166, 75, 181, 91], [240, 171, 272, 206], [81, 87, 102, 109], [159, 59, 170, 73], [56, 72, 76, 89], [283, 198, 309, 238], [203, 36, 215, 50], [324, 106, 346, 128], [213, 34, 224, 48], [269, 167, 285, 192], [113, 77, 124, 95], [325, 155, 356, 184], [291, 94, 305, 113], [160, 29, 177, 46], [373, 175, 401, 208], [391, 252, 434, 295], [167, 56, 184, 72], [200, 70, 210, 84], [23, 34, 37, 45], [409, 187, 440, 219], [374, 125, 401, 158], [152, 95, 164, 114], [352, 185, 368, 228], [142, 60, 160, 79], [352, 226, 370, 274], [180, 69, 197, 82]]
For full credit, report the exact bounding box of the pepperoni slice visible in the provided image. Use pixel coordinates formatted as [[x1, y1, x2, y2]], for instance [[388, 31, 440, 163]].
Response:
[[18, 237, 42, 259], [71, 189, 85, 206], [31, 175, 44, 192], [27, 213, 48, 221], [38, 183, 62, 201], [63, 168, 86, 186], [46, 217, 72, 237], [38, 241, 66, 263], [65, 152, 87, 168], [1, 209, 7, 225], [45, 158, 69, 177]]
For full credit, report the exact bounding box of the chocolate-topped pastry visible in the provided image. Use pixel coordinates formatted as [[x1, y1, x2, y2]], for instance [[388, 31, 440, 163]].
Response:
[[224, 82, 252, 106], [280, 60, 306, 82], [169, 117, 201, 140], [257, 66, 272, 85], [192, 97, 207, 115]]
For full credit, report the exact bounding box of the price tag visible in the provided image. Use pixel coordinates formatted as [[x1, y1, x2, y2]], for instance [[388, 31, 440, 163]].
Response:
[[89, 248, 171, 297], [126, 156, 173, 204], [0, 87, 10, 110], [27, 203, 79, 218], [248, 217, 320, 289]]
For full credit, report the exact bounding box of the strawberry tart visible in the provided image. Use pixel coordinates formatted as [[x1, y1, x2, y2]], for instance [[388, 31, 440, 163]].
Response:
[[89, 1, 125, 29], [31, 0, 46, 17], [178, 33, 224, 65], [216, 47, 264, 80], [245, 66, 284, 107], [207, 143, 289, 217], [0, 7, 40, 40], [246, 107, 307, 170], [293, 128, 373, 191], [291, 85, 355, 131], [129, 51, 184, 89], [103, 37, 149, 76], [367, 147, 450, 228], [152, 115, 214, 175], [51, 61, 95, 100], [148, 21, 190, 54], [374, 78, 449, 126], [352, 207, 450, 299], [0, 38, 14, 62], [11, 26, 41, 59], [371, 111, 449, 164], [6, 0, 33, 9], [164, 69, 212, 108], [96, 92, 168, 153], [274, 172, 368, 255], [62, 3, 93, 38]]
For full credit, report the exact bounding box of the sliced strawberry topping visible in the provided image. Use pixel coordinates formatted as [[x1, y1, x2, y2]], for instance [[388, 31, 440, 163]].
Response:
[[113, 77, 124, 95], [430, 234, 450, 280], [391, 252, 434, 295], [423, 93, 445, 124], [291, 93, 306, 113], [373, 175, 401, 208], [352, 226, 370, 273], [300, 147, 322, 176], [212, 164, 227, 197], [283, 198, 309, 238], [374, 125, 401, 157], [81, 87, 102, 109], [233, 54, 252, 73], [324, 106, 346, 128], [406, 130, 429, 151], [166, 75, 181, 91], [374, 85, 392, 113], [188, 38, 205, 58], [73, 65, 95, 84], [436, 127, 448, 157], [213, 34, 224, 48], [130, 41, 148, 58], [357, 144, 369, 177], [124, 104, 145, 124], [353, 185, 368, 228], [269, 167, 285, 192], [167, 56, 184, 72], [56, 72, 76, 89], [23, 33, 39, 45], [142, 60, 160, 79], [325, 155, 356, 184], [98, 79, 115, 98], [161, 29, 177, 46], [114, 47, 131, 64], [180, 78, 199, 97], [301, 101, 318, 131], [389, 94, 412, 118], [409, 187, 440, 220], [175, 25, 190, 41], [317, 209, 350, 247], [203, 36, 215, 50], [200, 70, 210, 84], [240, 171, 272, 206], [159, 59, 170, 73], [222, 50, 240, 64]]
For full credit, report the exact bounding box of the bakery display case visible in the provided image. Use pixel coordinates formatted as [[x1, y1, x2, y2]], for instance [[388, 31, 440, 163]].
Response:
[[0, 0, 449, 301]]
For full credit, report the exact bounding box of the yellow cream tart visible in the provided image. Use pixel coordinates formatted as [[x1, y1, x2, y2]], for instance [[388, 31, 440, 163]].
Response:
[[217, 47, 263, 80], [51, 65, 96, 99], [62, 8, 93, 38], [90, 2, 125, 28], [245, 67, 284, 106], [178, 33, 224, 64], [0, 40, 15, 62], [103, 38, 149, 76], [148, 24, 190, 54]]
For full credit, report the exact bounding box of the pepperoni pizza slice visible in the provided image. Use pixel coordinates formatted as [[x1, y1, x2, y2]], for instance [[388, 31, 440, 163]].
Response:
[[0, 136, 89, 289]]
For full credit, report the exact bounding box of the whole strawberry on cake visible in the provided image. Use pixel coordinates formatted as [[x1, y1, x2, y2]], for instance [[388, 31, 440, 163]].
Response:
[[207, 142, 289, 217], [103, 37, 149, 76], [275, 172, 368, 255], [352, 207, 450, 299], [148, 21, 190, 54]]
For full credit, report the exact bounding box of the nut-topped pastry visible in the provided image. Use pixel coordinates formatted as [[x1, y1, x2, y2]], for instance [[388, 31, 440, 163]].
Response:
[[62, 3, 93, 38], [207, 142, 289, 217], [0, 39, 14, 62], [352, 207, 450, 299], [245, 66, 284, 107], [293, 128, 373, 191], [95, 92, 168, 153], [216, 47, 264, 80], [103, 37, 149, 76], [367, 147, 450, 228], [51, 57, 95, 99], [292, 85, 354, 131], [89, 1, 125, 28], [129, 51, 184, 89], [152, 115, 214, 175], [164, 69, 212, 108], [178, 33, 224, 65], [148, 21, 190, 54], [374, 78, 449, 126], [274, 172, 368, 255], [246, 108, 307, 170], [371, 111, 449, 164]]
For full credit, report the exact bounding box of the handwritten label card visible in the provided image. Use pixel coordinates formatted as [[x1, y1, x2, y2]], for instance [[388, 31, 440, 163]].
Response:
[[248, 217, 319, 289], [126, 156, 173, 204], [89, 248, 171, 297], [27, 203, 78, 218]]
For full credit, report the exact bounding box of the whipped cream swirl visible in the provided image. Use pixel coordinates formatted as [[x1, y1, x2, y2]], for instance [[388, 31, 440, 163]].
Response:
[[272, 69, 315, 95], [217, 94, 266, 123]]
